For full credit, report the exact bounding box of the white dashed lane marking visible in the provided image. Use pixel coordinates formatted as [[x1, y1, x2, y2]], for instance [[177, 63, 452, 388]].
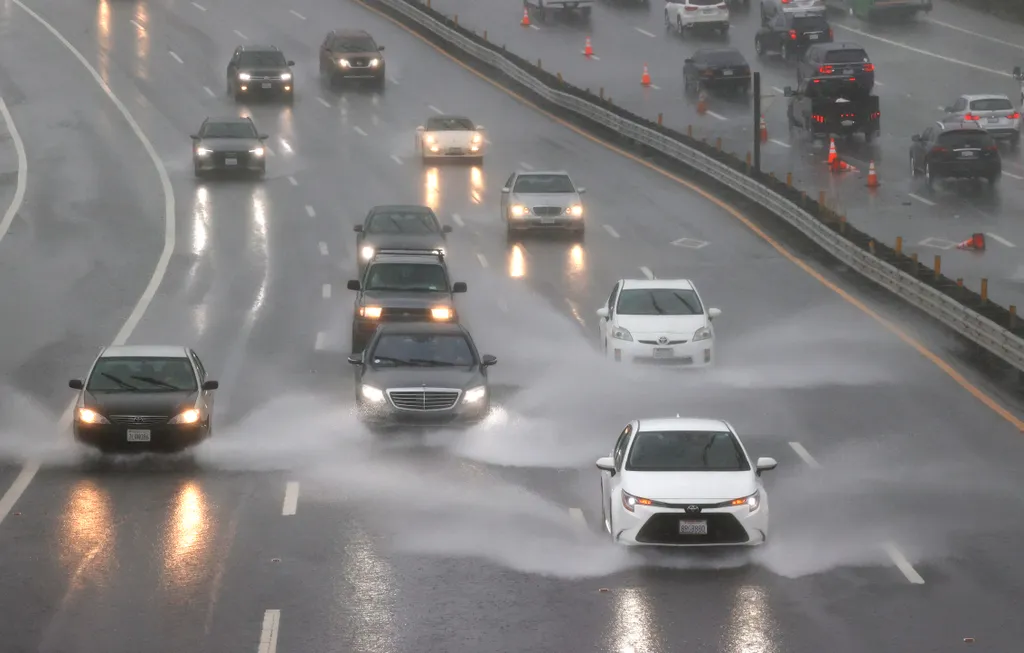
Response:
[[390, 154, 402, 165], [603, 224, 619, 238], [788, 442, 820, 468], [353, 126, 367, 136], [203, 86, 214, 97], [287, 176, 298, 185], [883, 543, 926, 584], [130, 19, 144, 30], [985, 232, 1016, 247], [568, 507, 588, 530], [234, 29, 248, 40], [318, 241, 328, 256], [282, 482, 300, 515], [322, 283, 331, 298], [770, 138, 791, 148], [634, 27, 655, 38], [476, 253, 488, 268], [518, 162, 534, 170], [169, 51, 183, 63], [314, 331, 327, 350], [908, 193, 936, 206], [1002, 171, 1024, 180], [317, 97, 330, 107], [257, 610, 281, 653], [451, 213, 464, 227], [639, 266, 653, 279], [191, 1, 206, 10], [289, 9, 306, 19], [305, 205, 315, 217], [428, 105, 444, 114], [706, 110, 727, 121]]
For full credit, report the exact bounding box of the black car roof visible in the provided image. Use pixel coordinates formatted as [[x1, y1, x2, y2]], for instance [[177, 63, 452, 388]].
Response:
[[695, 47, 743, 56], [375, 322, 467, 336], [205, 116, 252, 124], [368, 205, 435, 213], [812, 42, 864, 52], [239, 44, 280, 52], [368, 252, 446, 265]]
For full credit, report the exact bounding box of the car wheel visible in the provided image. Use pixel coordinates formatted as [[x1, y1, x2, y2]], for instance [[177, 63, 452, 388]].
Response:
[[664, 9, 672, 30], [1012, 134, 1021, 151], [988, 173, 1000, 185], [677, 16, 685, 36], [781, 42, 789, 60], [351, 330, 363, 353], [754, 36, 764, 56], [910, 154, 918, 177], [375, 76, 386, 91], [926, 162, 935, 188]]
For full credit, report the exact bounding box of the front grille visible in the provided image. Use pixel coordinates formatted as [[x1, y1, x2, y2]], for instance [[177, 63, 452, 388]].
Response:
[[638, 339, 688, 345], [387, 389, 460, 411], [109, 415, 169, 425], [532, 206, 563, 217], [351, 57, 368, 67], [379, 307, 432, 321], [248, 70, 284, 80], [217, 151, 249, 165], [635, 512, 749, 545]]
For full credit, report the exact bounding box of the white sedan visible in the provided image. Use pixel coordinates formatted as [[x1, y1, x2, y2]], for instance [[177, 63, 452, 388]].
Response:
[[415, 115, 485, 163], [596, 417, 777, 547], [596, 278, 720, 365]]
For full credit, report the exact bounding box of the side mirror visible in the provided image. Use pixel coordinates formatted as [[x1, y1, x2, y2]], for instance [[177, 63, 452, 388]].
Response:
[[783, 86, 794, 97], [500, 187, 511, 193], [481, 354, 497, 367], [69, 379, 84, 390], [287, 60, 295, 66], [416, 126, 425, 132], [756, 457, 778, 475], [442, 225, 453, 233], [596, 456, 615, 474], [258, 133, 269, 140], [347, 355, 363, 365], [596, 307, 609, 319], [190, 134, 199, 140], [202, 380, 220, 390], [378, 45, 385, 51], [911, 134, 921, 142], [453, 281, 468, 293], [353, 224, 363, 232], [708, 307, 721, 319], [577, 187, 586, 194], [943, 106, 953, 113], [347, 280, 361, 291]]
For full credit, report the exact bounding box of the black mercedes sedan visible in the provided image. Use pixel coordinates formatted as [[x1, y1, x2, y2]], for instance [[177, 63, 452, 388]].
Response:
[[348, 322, 496, 429], [353, 205, 452, 273], [69, 345, 219, 453], [191, 116, 268, 178]]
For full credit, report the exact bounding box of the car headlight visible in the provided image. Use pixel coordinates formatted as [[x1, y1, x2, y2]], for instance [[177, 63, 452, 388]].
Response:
[[369, 58, 380, 67], [361, 245, 374, 260], [463, 386, 486, 404], [569, 205, 583, 217], [196, 147, 212, 156], [510, 205, 526, 217], [693, 326, 712, 342], [611, 326, 632, 342], [280, 73, 292, 81], [169, 408, 201, 425], [361, 384, 385, 403], [360, 305, 382, 319], [250, 147, 265, 157], [425, 135, 436, 144], [471, 133, 482, 144], [621, 490, 654, 513], [431, 306, 453, 320], [77, 408, 109, 424], [238, 72, 251, 80], [730, 490, 760, 512], [338, 59, 350, 67]]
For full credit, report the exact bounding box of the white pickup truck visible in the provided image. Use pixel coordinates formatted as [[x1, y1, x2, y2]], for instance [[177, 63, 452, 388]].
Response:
[[665, 0, 730, 36], [523, 0, 593, 21]]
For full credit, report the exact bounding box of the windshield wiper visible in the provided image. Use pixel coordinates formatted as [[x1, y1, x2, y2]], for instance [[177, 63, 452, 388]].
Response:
[[101, 373, 139, 391], [369, 356, 413, 365], [407, 358, 457, 366], [131, 376, 185, 391]]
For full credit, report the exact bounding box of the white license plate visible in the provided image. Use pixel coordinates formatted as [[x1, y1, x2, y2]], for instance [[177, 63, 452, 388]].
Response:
[[225, 157, 237, 165], [653, 347, 674, 358], [809, 34, 819, 40], [127, 429, 151, 442], [841, 120, 855, 127], [843, 68, 853, 74], [679, 520, 708, 535], [702, 7, 713, 12], [723, 70, 734, 76], [959, 151, 977, 158], [262, 82, 272, 88], [540, 218, 555, 224], [988, 116, 1000, 123]]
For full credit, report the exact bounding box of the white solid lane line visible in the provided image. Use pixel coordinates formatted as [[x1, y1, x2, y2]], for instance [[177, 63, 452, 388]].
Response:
[[788, 442, 821, 469], [883, 542, 926, 584], [318, 241, 328, 256], [428, 104, 444, 114], [315, 331, 327, 350], [451, 213, 464, 227], [322, 283, 331, 298], [169, 51, 183, 64], [634, 27, 656, 38], [518, 162, 534, 170], [317, 97, 330, 107], [258, 610, 281, 653], [769, 138, 791, 148], [925, 17, 1024, 51], [288, 176, 298, 185], [908, 193, 936, 207], [234, 29, 248, 40], [289, 9, 306, 19], [282, 482, 300, 516], [0, 0, 176, 529], [603, 224, 620, 238], [390, 154, 402, 165], [772, 86, 784, 94], [985, 232, 1016, 248], [353, 126, 367, 136], [706, 110, 727, 121], [0, 98, 28, 245], [191, 1, 206, 10], [1002, 171, 1024, 180], [476, 253, 488, 268], [639, 266, 653, 279], [305, 205, 315, 217], [568, 507, 588, 530], [203, 86, 215, 97]]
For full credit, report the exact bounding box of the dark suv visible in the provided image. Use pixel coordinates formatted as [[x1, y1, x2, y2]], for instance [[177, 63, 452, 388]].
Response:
[[348, 322, 497, 429], [226, 45, 295, 102], [910, 122, 1001, 188], [797, 42, 874, 92], [347, 250, 467, 352], [755, 11, 833, 60], [319, 29, 385, 89]]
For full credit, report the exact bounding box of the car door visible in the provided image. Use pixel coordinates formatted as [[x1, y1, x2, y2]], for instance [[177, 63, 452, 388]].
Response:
[[600, 423, 633, 531], [599, 281, 620, 347], [500, 173, 515, 219], [320, 32, 334, 67], [913, 126, 934, 168], [768, 13, 786, 51]]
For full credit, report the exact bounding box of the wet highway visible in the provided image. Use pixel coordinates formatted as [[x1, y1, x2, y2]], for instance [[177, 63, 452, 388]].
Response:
[[427, 0, 1024, 308], [0, 0, 1022, 649]]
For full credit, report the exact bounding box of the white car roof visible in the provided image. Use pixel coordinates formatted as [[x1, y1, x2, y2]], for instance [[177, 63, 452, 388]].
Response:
[[100, 345, 190, 358], [620, 278, 695, 291], [636, 417, 731, 433]]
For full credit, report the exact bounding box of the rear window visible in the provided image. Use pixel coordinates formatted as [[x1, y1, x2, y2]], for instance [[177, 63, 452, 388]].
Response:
[[702, 49, 747, 66], [793, 16, 828, 31], [689, 0, 721, 6], [938, 130, 994, 148], [824, 48, 869, 64], [969, 98, 1013, 112]]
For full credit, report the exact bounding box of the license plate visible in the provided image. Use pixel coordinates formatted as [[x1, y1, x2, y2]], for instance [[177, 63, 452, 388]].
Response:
[[841, 120, 855, 127], [843, 68, 853, 74], [988, 116, 1000, 123], [262, 82, 272, 89], [702, 7, 713, 11], [447, 148, 463, 154], [540, 218, 555, 224], [127, 429, 151, 442], [959, 151, 977, 158], [809, 34, 819, 39], [653, 347, 674, 358], [723, 70, 734, 76], [679, 520, 708, 535], [225, 157, 237, 165]]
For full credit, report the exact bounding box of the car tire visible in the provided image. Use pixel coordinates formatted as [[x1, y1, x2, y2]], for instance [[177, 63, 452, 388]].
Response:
[[374, 76, 386, 91], [194, 162, 204, 178], [781, 42, 789, 60], [925, 162, 936, 189], [664, 9, 672, 30], [677, 16, 685, 36], [351, 329, 364, 353], [754, 36, 764, 57], [909, 154, 918, 177], [1012, 134, 1021, 151]]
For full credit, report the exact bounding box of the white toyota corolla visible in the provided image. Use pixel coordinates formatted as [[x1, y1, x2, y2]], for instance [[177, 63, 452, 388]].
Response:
[[415, 115, 485, 163], [596, 418, 777, 547], [596, 278, 720, 365]]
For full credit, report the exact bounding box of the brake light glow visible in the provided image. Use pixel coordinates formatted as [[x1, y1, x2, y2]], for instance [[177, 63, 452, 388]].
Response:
[[781, 0, 789, 3], [789, 29, 797, 40], [984, 145, 999, 152], [964, 113, 979, 121], [684, 4, 697, 9], [1010, 112, 1021, 119], [828, 28, 833, 39], [930, 146, 947, 154], [863, 63, 875, 72], [812, 114, 826, 123], [818, 65, 833, 74]]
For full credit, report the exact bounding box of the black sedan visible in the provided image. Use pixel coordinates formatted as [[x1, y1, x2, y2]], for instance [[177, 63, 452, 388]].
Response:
[[910, 121, 1001, 188], [69, 345, 219, 453], [348, 322, 496, 430], [354, 205, 452, 273], [226, 44, 295, 102], [755, 11, 832, 60], [683, 47, 752, 95], [191, 116, 268, 178]]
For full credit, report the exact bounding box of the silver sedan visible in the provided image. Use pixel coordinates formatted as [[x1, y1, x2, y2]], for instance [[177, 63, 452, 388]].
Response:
[[500, 170, 586, 239], [941, 94, 1020, 149]]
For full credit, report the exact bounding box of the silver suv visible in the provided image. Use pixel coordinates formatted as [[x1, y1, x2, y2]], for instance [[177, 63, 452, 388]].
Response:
[[500, 170, 586, 239], [941, 94, 1020, 150]]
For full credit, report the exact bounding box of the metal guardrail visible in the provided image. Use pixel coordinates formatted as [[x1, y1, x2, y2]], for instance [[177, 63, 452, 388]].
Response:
[[368, 0, 1024, 374]]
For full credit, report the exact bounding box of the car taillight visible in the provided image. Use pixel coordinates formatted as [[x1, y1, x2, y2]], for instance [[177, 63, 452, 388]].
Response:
[[818, 65, 833, 74], [863, 63, 875, 72], [930, 146, 947, 154], [812, 114, 826, 123], [984, 145, 999, 152], [789, 29, 797, 40], [684, 4, 697, 9], [828, 28, 833, 39], [1010, 112, 1021, 119], [963, 113, 979, 121]]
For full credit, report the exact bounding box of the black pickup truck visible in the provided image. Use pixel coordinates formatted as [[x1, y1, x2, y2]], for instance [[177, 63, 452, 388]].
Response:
[[785, 78, 880, 142]]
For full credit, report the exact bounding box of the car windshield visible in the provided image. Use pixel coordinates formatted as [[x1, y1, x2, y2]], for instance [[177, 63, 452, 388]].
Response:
[[364, 262, 448, 292], [701, 50, 746, 67], [824, 49, 869, 64], [370, 334, 475, 367], [426, 117, 475, 131], [969, 98, 1013, 112], [336, 38, 377, 52], [367, 211, 440, 234], [238, 51, 287, 67], [512, 174, 575, 193], [792, 16, 828, 30], [87, 357, 197, 393], [626, 431, 751, 472], [616, 288, 703, 315], [201, 121, 257, 138]]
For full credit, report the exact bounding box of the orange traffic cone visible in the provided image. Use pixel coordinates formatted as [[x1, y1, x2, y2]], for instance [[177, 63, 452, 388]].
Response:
[[759, 114, 767, 142], [866, 160, 879, 188], [697, 89, 708, 114], [641, 63, 651, 87], [521, 8, 530, 26], [956, 233, 986, 251], [583, 36, 593, 57], [827, 137, 837, 165]]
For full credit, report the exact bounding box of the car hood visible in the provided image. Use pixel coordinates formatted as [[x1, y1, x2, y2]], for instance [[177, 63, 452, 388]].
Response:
[[360, 289, 453, 309], [238, 67, 290, 75], [199, 138, 260, 151], [509, 192, 580, 206], [362, 233, 446, 253], [624, 471, 756, 502], [614, 314, 707, 337], [362, 366, 483, 390], [84, 390, 198, 416], [335, 50, 380, 60]]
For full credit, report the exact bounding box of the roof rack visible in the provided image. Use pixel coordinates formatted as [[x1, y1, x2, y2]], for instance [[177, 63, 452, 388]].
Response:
[[371, 247, 445, 261]]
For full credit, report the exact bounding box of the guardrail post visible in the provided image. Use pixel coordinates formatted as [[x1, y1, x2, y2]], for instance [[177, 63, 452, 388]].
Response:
[[839, 215, 846, 235], [716, 137, 722, 151], [483, 29, 488, 41], [557, 72, 562, 83], [426, 0, 430, 6], [453, 14, 458, 26], [1011, 305, 1017, 329], [957, 278, 964, 297], [786, 172, 792, 186], [895, 236, 902, 255], [934, 255, 941, 279], [599, 87, 604, 99], [658, 113, 663, 125], [910, 252, 918, 273], [688, 125, 693, 137], [537, 59, 542, 69], [818, 190, 826, 208], [868, 240, 875, 255], [745, 152, 751, 171], [981, 278, 988, 304]]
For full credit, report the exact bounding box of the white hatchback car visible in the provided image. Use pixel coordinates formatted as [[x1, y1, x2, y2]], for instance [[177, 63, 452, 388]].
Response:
[[596, 418, 777, 547], [415, 115, 486, 163], [596, 278, 719, 365], [665, 0, 730, 36]]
